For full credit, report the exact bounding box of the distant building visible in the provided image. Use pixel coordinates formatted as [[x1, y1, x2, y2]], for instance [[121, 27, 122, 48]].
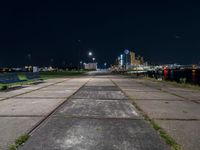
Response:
[[130, 51, 136, 65], [129, 51, 144, 66], [115, 50, 145, 70], [120, 54, 126, 66], [33, 66, 39, 72], [84, 63, 97, 70], [115, 58, 120, 66]]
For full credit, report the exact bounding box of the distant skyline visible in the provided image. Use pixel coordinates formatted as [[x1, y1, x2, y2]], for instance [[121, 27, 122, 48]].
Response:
[[0, 0, 200, 67]]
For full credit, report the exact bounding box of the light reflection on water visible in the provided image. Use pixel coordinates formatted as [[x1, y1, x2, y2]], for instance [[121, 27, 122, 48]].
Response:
[[148, 69, 200, 85], [192, 69, 196, 82]]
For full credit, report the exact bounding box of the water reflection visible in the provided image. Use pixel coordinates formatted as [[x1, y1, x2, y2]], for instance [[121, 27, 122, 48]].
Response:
[[192, 69, 196, 82], [148, 69, 200, 85]]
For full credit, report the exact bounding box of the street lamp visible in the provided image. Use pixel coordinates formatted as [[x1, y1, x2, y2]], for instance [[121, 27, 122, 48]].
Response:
[[92, 57, 95, 62], [50, 58, 54, 67], [104, 62, 107, 69], [88, 52, 94, 63], [88, 52, 92, 56], [80, 61, 83, 69], [27, 54, 31, 66], [124, 49, 129, 70]]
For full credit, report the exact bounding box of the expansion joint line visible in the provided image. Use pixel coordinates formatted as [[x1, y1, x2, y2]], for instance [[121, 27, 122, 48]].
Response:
[[27, 77, 92, 135]]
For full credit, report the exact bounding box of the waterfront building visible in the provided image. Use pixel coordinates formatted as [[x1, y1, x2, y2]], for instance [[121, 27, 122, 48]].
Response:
[[84, 63, 97, 70]]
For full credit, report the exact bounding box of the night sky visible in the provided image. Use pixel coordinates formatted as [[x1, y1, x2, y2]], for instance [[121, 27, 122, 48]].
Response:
[[0, 0, 200, 67]]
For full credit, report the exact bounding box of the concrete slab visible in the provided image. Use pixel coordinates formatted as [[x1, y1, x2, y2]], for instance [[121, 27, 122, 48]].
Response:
[[90, 79, 111, 81], [56, 79, 79, 85], [87, 79, 112, 82], [135, 100, 200, 119], [135, 79, 165, 85], [55, 99, 139, 118], [0, 117, 42, 150], [31, 82, 55, 86], [26, 81, 58, 87], [40, 85, 80, 90], [83, 82, 113, 86], [57, 82, 85, 87], [141, 81, 172, 89], [61, 80, 86, 83], [0, 77, 85, 150], [163, 88, 200, 100], [81, 86, 119, 91], [124, 91, 183, 100], [73, 91, 128, 100], [113, 79, 142, 83], [45, 78, 68, 83], [89, 81, 112, 84], [164, 87, 195, 92], [66, 81, 89, 84], [22, 86, 44, 90], [17, 90, 75, 98], [0, 98, 66, 116], [111, 79, 132, 82], [130, 79, 200, 100], [59, 83, 81, 87], [155, 120, 200, 150], [86, 82, 115, 86], [0, 82, 61, 98], [115, 83, 144, 87], [20, 117, 170, 150], [0, 88, 32, 98], [56, 79, 88, 86], [121, 86, 160, 92], [5, 75, 200, 150]]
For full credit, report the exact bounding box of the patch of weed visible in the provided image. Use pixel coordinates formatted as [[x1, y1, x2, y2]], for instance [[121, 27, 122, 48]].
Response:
[[150, 120, 181, 150], [8, 134, 29, 150]]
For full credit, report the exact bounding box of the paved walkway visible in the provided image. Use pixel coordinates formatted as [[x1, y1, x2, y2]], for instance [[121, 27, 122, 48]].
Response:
[[20, 76, 170, 150], [113, 77, 200, 150], [1, 74, 200, 150], [0, 77, 90, 150]]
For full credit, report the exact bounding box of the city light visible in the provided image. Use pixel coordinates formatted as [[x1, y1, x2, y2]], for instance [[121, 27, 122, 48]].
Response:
[[120, 54, 123, 66], [88, 52, 92, 56], [124, 49, 129, 55]]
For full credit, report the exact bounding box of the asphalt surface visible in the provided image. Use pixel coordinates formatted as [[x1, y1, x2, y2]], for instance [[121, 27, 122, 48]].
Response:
[[20, 76, 170, 150]]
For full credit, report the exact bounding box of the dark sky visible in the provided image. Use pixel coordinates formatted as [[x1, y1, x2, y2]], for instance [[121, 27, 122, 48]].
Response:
[[0, 0, 200, 67]]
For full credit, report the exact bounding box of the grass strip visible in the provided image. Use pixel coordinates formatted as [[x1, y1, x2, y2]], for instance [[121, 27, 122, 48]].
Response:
[[40, 71, 87, 79], [130, 100, 181, 150], [113, 77, 182, 150], [8, 134, 29, 150], [150, 120, 182, 150], [144, 77, 200, 90]]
